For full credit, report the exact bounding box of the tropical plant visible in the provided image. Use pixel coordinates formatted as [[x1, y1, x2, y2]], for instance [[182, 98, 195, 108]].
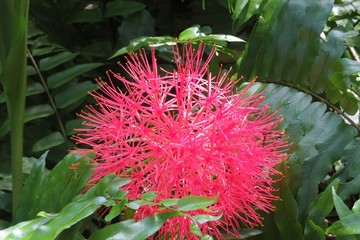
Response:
[[0, 0, 359, 239]]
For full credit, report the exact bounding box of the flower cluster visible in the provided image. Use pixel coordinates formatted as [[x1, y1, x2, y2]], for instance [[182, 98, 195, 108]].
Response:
[[74, 43, 287, 239]]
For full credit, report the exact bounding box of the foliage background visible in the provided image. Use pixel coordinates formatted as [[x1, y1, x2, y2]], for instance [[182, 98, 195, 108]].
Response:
[[0, 0, 360, 239]]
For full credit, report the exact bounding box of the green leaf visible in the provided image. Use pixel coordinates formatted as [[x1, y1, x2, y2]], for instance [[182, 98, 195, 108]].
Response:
[[15, 154, 92, 222], [26, 82, 44, 97], [273, 161, 303, 239], [47, 63, 102, 89], [118, 10, 155, 45], [142, 191, 157, 201], [304, 179, 340, 239], [30, 196, 107, 240], [179, 25, 201, 40], [65, 118, 84, 136], [159, 198, 179, 207], [326, 213, 360, 235], [105, 0, 146, 18], [14, 151, 47, 222], [231, 0, 264, 33], [352, 199, 360, 213], [31, 131, 65, 152], [0, 217, 52, 240], [193, 214, 222, 224], [105, 199, 128, 222], [332, 187, 352, 218], [239, 0, 334, 84], [39, 51, 79, 71], [126, 200, 148, 210], [23, 104, 54, 122], [0, 104, 54, 137], [79, 174, 130, 201], [247, 82, 358, 226], [177, 195, 219, 211], [190, 222, 203, 237], [89, 212, 178, 240], [54, 81, 97, 109]]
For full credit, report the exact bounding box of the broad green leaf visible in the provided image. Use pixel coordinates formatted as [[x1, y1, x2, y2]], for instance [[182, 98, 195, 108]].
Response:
[[14, 152, 47, 222], [47, 63, 102, 89], [31, 131, 65, 152], [39, 51, 79, 71], [177, 195, 218, 211], [326, 213, 360, 235], [247, 83, 358, 225], [105, 0, 145, 18], [89, 212, 178, 240], [239, 0, 333, 84], [0, 217, 51, 240], [30, 196, 106, 240], [54, 81, 97, 109], [5, 173, 129, 239], [15, 154, 92, 222]]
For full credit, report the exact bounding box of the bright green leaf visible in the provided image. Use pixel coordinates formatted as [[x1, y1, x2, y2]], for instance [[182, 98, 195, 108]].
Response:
[[332, 187, 352, 218], [104, 199, 128, 222], [89, 212, 178, 240], [193, 214, 222, 224], [326, 213, 360, 235], [177, 195, 218, 211]]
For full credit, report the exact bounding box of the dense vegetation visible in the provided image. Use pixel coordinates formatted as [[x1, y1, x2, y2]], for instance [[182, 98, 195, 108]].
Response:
[[0, 0, 360, 239]]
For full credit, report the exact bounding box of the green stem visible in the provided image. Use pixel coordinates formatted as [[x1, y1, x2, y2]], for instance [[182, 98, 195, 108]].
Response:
[[0, 0, 30, 216], [27, 49, 68, 143]]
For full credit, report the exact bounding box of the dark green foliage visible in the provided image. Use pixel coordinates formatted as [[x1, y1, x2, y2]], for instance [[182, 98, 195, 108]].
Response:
[[1, 0, 360, 239]]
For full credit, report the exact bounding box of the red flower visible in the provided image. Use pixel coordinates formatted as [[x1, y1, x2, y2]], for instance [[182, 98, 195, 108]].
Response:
[[74, 43, 287, 239]]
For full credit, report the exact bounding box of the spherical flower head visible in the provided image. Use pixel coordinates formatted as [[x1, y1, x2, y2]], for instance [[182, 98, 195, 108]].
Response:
[[74, 43, 287, 239]]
